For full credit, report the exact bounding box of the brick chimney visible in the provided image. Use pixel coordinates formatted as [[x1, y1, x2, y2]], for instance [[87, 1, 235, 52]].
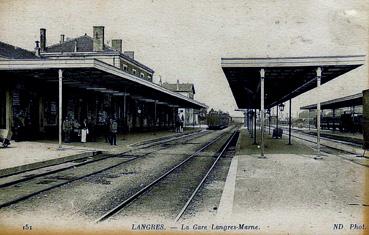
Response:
[[93, 26, 104, 51], [176, 80, 179, 91], [60, 34, 65, 44], [124, 51, 134, 60], [34, 41, 40, 57], [74, 40, 78, 52], [40, 28, 46, 52], [111, 39, 122, 52]]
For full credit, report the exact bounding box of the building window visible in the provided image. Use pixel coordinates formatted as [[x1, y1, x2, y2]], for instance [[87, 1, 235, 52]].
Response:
[[122, 64, 128, 71], [132, 69, 137, 75], [140, 72, 144, 78]]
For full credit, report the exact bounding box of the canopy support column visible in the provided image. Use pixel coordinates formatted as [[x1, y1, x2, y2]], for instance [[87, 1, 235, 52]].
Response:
[[5, 88, 12, 131], [123, 90, 127, 130], [154, 101, 157, 132], [308, 109, 311, 130], [268, 110, 271, 135], [173, 107, 175, 130], [58, 69, 63, 150], [288, 99, 292, 145], [260, 69, 265, 157], [315, 67, 322, 159], [276, 106, 279, 131], [253, 109, 257, 144], [332, 108, 336, 131], [250, 110, 253, 138], [244, 111, 247, 129]]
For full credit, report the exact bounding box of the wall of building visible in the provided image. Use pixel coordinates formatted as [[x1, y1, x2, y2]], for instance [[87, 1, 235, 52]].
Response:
[[178, 108, 197, 126], [119, 58, 152, 82]]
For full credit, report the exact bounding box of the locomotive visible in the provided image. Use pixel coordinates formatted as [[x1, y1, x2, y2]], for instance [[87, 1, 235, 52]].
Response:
[[206, 109, 230, 130]]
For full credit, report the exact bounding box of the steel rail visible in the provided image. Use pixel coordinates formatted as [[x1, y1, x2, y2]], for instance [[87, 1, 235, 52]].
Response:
[[129, 129, 207, 148], [0, 130, 206, 179], [174, 131, 238, 222], [280, 131, 369, 167], [0, 130, 214, 208], [279, 126, 362, 147], [0, 157, 137, 209], [94, 131, 230, 223], [0, 130, 210, 188]]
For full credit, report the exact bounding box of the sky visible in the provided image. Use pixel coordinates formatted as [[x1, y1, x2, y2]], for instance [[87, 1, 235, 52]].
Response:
[[0, 0, 368, 117]]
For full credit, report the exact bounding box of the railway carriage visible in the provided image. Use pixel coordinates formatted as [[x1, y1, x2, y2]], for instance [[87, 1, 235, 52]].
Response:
[[315, 113, 363, 133]]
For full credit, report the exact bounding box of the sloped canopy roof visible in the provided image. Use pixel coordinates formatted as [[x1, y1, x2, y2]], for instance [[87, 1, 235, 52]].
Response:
[[222, 55, 366, 109], [0, 58, 207, 109], [301, 92, 363, 110]]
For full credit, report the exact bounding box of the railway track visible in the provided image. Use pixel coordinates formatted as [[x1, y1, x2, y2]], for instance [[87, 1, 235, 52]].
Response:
[[128, 129, 204, 148], [280, 126, 362, 147], [276, 126, 369, 167], [0, 129, 215, 209], [278, 126, 363, 152], [95, 129, 239, 223]]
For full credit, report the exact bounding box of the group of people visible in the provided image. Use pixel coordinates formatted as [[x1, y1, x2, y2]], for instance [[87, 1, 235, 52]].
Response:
[[62, 116, 88, 143], [175, 111, 185, 133], [63, 116, 118, 145]]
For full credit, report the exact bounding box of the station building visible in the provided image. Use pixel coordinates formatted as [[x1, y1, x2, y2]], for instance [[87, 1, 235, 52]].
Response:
[[161, 80, 199, 126], [0, 26, 206, 141]]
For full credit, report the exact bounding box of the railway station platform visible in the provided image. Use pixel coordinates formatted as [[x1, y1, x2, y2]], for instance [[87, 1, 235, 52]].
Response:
[[283, 125, 363, 143], [0, 128, 200, 175], [217, 129, 368, 234], [274, 125, 367, 157]]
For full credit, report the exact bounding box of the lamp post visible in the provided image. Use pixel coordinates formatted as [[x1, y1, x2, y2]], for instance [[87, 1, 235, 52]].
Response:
[[276, 103, 284, 131], [315, 67, 322, 160], [275, 103, 284, 139], [279, 103, 285, 112]]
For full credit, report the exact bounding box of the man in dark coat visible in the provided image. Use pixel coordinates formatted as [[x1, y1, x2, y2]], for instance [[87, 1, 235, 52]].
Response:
[[109, 118, 118, 145], [62, 116, 72, 143]]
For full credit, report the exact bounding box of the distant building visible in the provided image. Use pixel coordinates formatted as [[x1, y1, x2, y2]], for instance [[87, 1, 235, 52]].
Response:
[[162, 80, 198, 126]]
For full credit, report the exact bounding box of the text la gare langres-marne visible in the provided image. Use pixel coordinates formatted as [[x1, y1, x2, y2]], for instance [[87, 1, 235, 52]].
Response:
[[181, 223, 260, 231]]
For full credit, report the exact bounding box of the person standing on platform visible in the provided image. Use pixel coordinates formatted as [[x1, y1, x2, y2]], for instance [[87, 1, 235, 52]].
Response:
[[109, 118, 118, 145], [62, 116, 72, 143], [175, 114, 180, 133], [104, 118, 110, 143], [80, 118, 89, 143], [72, 118, 80, 142], [88, 118, 96, 142], [179, 110, 185, 133]]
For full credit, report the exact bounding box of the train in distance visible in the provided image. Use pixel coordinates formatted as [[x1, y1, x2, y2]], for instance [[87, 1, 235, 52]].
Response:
[[206, 109, 231, 130]]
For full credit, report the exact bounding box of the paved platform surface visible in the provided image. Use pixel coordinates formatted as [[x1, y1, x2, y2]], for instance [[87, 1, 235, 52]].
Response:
[[0, 129, 198, 172], [0, 142, 98, 171], [217, 129, 369, 234]]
